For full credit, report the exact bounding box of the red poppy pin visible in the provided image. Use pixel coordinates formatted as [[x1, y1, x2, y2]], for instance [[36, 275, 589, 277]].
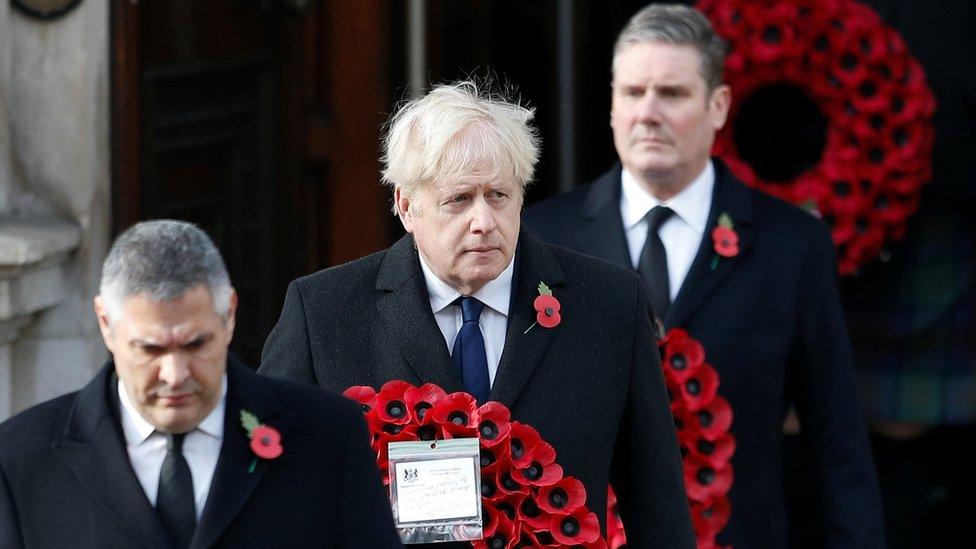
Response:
[[710, 212, 739, 270], [525, 281, 561, 333], [240, 409, 283, 472]]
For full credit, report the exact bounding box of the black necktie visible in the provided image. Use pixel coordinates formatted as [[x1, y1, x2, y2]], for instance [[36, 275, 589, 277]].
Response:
[[637, 206, 675, 320], [157, 433, 195, 548], [452, 297, 490, 404]]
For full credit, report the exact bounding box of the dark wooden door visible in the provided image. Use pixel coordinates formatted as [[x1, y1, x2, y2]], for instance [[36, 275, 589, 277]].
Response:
[[112, 0, 394, 365]]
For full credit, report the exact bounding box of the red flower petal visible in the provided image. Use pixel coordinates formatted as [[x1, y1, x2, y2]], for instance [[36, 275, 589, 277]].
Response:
[[508, 423, 543, 469], [549, 508, 600, 545], [430, 392, 479, 436], [711, 226, 739, 258], [678, 364, 720, 412], [342, 385, 377, 413], [684, 454, 734, 503], [249, 425, 283, 459], [534, 295, 562, 329], [477, 401, 513, 447], [537, 477, 587, 515], [404, 383, 448, 424]]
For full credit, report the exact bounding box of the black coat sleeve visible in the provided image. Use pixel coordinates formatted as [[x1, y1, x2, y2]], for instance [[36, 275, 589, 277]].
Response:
[[791, 228, 885, 548], [337, 400, 403, 548], [610, 278, 696, 548], [260, 280, 318, 385]]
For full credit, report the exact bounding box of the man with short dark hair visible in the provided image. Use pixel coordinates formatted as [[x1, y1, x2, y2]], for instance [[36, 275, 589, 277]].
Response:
[[261, 81, 696, 548], [0, 220, 402, 548], [525, 4, 884, 548]]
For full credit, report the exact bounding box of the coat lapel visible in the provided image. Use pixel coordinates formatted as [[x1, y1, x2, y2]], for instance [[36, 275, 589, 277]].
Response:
[[573, 165, 633, 268], [375, 235, 463, 391], [665, 162, 755, 329], [489, 231, 566, 408], [191, 358, 295, 549], [52, 365, 172, 549]]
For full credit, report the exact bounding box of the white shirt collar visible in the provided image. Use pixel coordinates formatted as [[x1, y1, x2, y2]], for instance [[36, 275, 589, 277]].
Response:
[[418, 252, 514, 317], [118, 374, 227, 445], [620, 160, 715, 235]]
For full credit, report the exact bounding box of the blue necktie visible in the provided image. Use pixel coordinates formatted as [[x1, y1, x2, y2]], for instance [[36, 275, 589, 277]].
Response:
[[452, 297, 490, 404]]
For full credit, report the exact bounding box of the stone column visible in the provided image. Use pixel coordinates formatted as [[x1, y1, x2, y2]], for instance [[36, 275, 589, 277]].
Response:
[[0, 0, 110, 421]]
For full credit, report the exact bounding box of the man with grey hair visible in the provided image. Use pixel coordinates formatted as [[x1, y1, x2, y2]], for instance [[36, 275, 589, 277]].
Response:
[[525, 4, 884, 548], [261, 81, 696, 547], [0, 220, 401, 548]]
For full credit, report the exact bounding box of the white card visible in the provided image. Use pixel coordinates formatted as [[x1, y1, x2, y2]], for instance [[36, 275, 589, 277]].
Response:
[[393, 456, 480, 523]]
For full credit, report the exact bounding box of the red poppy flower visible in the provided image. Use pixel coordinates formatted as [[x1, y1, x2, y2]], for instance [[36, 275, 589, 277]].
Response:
[[687, 432, 736, 470], [660, 329, 706, 381], [430, 391, 479, 437], [496, 469, 530, 498], [677, 363, 720, 412], [533, 294, 562, 329], [478, 401, 512, 448], [684, 454, 734, 503], [711, 226, 739, 258], [509, 422, 543, 469], [537, 477, 587, 515], [513, 440, 563, 487], [375, 380, 413, 424], [691, 496, 732, 538], [342, 385, 377, 413], [516, 495, 553, 531], [249, 425, 283, 460], [403, 383, 447, 424], [475, 507, 517, 549], [695, 396, 733, 441], [549, 507, 600, 545]]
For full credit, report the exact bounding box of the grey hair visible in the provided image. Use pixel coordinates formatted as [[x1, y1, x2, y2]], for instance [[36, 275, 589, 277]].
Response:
[[381, 80, 540, 213], [613, 4, 728, 92], [99, 220, 232, 324]]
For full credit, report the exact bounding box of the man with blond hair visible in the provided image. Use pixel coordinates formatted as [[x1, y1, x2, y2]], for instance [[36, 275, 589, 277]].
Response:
[[261, 81, 696, 547]]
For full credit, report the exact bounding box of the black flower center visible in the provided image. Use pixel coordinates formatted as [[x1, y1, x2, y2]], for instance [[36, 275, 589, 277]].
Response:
[[549, 487, 568, 508], [260, 436, 271, 446], [448, 411, 468, 425], [545, 307, 554, 316], [481, 479, 496, 498], [524, 462, 543, 481], [418, 425, 437, 441], [698, 410, 714, 428], [382, 424, 404, 435], [386, 400, 406, 419], [697, 439, 716, 455], [762, 25, 782, 44], [511, 439, 525, 459], [670, 354, 687, 370], [489, 535, 507, 549], [697, 467, 716, 485], [360, 404, 371, 413], [833, 181, 851, 197], [480, 420, 499, 439], [501, 473, 519, 491], [686, 379, 702, 396], [520, 498, 541, 518], [496, 502, 516, 519], [561, 517, 581, 536], [414, 402, 432, 421]]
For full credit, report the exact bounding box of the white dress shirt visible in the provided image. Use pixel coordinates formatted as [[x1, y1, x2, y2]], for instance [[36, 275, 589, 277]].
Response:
[[118, 376, 226, 520], [418, 253, 514, 386], [620, 161, 715, 300]]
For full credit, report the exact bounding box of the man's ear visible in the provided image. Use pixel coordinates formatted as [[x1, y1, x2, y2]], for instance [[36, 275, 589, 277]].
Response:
[[223, 289, 238, 342], [709, 84, 732, 131], [395, 187, 416, 234], [93, 295, 115, 352]]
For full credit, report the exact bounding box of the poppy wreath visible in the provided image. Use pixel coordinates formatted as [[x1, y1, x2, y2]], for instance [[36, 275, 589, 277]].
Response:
[[344, 381, 608, 548], [607, 328, 735, 549], [696, 0, 936, 275]]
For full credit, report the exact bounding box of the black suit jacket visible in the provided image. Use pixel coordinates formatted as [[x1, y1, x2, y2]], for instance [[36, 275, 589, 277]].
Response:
[[259, 231, 696, 548], [0, 358, 401, 548], [524, 161, 885, 548]]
